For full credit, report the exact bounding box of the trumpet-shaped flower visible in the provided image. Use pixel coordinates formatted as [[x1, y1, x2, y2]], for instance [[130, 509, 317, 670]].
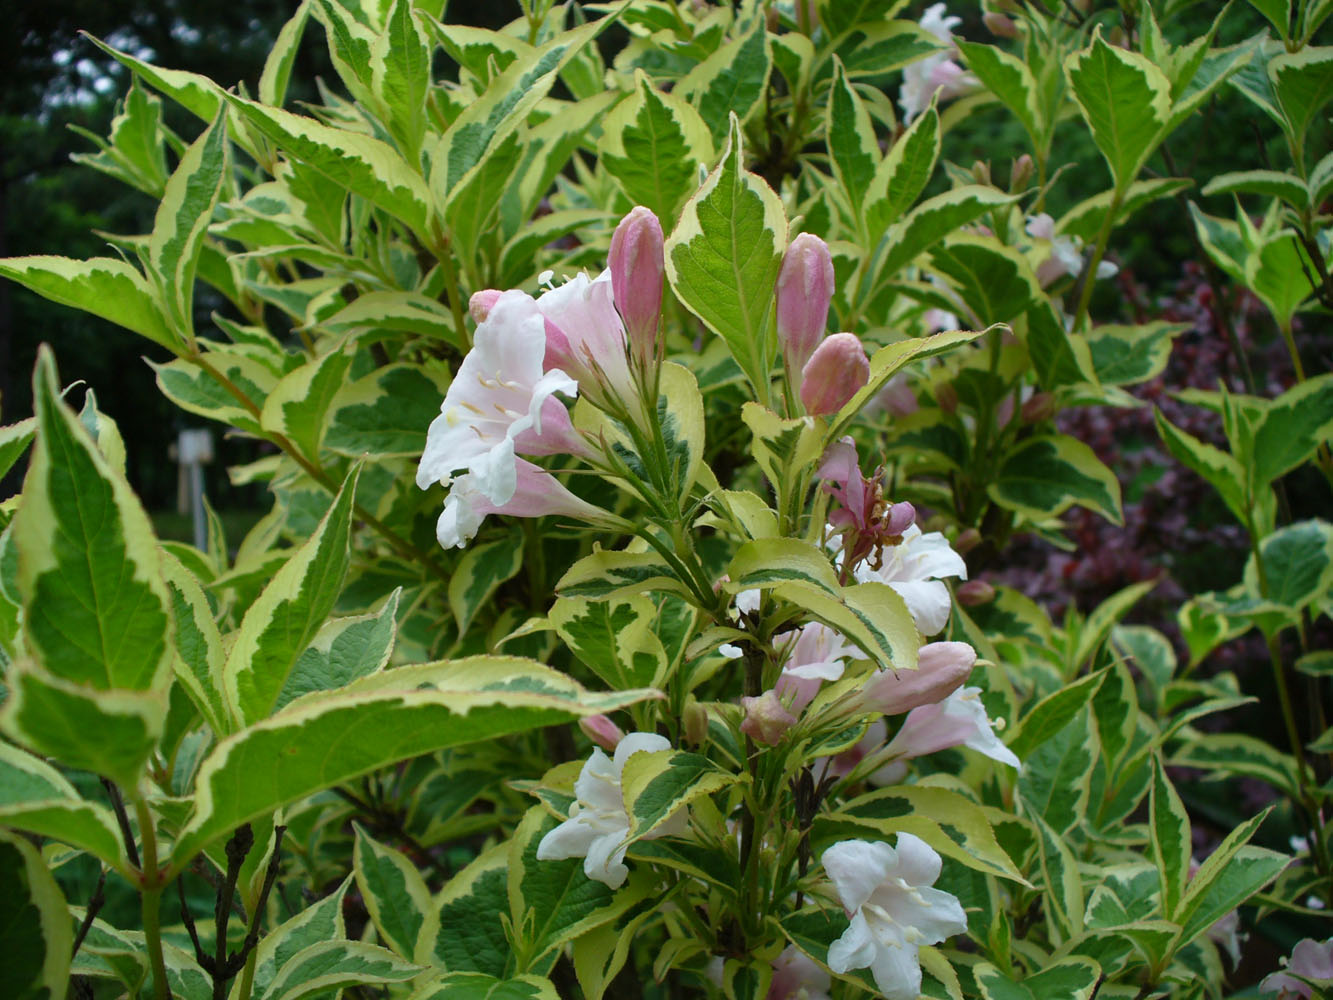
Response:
[[801, 333, 870, 416], [536, 731, 676, 888], [536, 269, 635, 405], [768, 946, 832, 1000], [822, 835, 968, 1000], [1261, 936, 1333, 998], [900, 4, 978, 123], [417, 291, 580, 506], [885, 686, 1020, 769], [852, 641, 976, 716], [435, 458, 606, 549], [850, 524, 968, 635], [1026, 213, 1118, 286], [775, 622, 864, 713]]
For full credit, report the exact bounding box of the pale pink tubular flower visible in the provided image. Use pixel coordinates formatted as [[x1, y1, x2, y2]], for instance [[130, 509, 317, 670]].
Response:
[[536, 270, 636, 406], [851, 524, 967, 635], [900, 4, 978, 123], [801, 333, 869, 416], [775, 622, 864, 713], [776, 233, 835, 375], [579, 714, 624, 753], [741, 691, 799, 745], [822, 836, 968, 1000], [435, 458, 607, 549], [1026, 213, 1118, 286], [417, 291, 582, 506], [469, 288, 502, 323], [768, 946, 831, 1000], [1261, 937, 1333, 998], [885, 686, 1020, 769], [852, 641, 976, 716], [609, 207, 664, 373]]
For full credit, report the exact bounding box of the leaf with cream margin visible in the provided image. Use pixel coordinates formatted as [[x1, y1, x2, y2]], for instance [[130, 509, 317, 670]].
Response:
[[0, 830, 72, 1000], [169, 658, 659, 866]]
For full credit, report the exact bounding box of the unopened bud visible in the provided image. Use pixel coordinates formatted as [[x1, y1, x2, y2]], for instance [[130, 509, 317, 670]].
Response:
[[579, 714, 624, 752], [956, 580, 996, 606], [983, 12, 1018, 37], [1010, 154, 1034, 192], [609, 206, 664, 372], [954, 527, 982, 555], [740, 691, 797, 746], [935, 383, 958, 414], [683, 698, 709, 747], [971, 160, 992, 186], [884, 501, 916, 537], [469, 289, 502, 323], [853, 642, 976, 715], [800, 333, 869, 416], [1021, 391, 1056, 424], [776, 233, 835, 374]]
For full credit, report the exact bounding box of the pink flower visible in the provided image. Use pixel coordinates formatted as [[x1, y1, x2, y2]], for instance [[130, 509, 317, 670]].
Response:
[[852, 641, 976, 716], [536, 270, 635, 405], [899, 4, 978, 123], [801, 333, 869, 416], [1261, 937, 1333, 998], [417, 291, 582, 506], [609, 207, 664, 374], [741, 691, 798, 745], [579, 714, 624, 753], [435, 458, 607, 548], [849, 524, 967, 635], [768, 946, 831, 1000], [775, 622, 864, 713], [885, 686, 1020, 769], [777, 233, 835, 375]]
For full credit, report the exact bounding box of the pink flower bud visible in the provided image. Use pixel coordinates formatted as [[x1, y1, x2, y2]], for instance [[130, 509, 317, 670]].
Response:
[[953, 527, 982, 555], [1010, 154, 1034, 192], [884, 501, 915, 538], [853, 642, 976, 715], [1021, 392, 1056, 424], [469, 289, 502, 323], [800, 333, 869, 416], [683, 698, 710, 747], [609, 207, 664, 371], [740, 691, 798, 745], [579, 714, 624, 752], [956, 580, 996, 606], [776, 234, 835, 373], [983, 12, 1018, 37], [935, 383, 958, 414]]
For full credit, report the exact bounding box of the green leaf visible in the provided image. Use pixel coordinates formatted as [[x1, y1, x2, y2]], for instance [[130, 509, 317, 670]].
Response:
[[371, 0, 431, 160], [0, 419, 35, 483], [1024, 302, 1097, 391], [1057, 178, 1193, 244], [928, 236, 1042, 326], [1064, 29, 1172, 188], [430, 842, 511, 976], [1092, 660, 1138, 774], [1245, 519, 1333, 618], [621, 749, 734, 842], [250, 878, 351, 999], [877, 187, 1016, 279], [1076, 580, 1157, 669], [222, 92, 432, 239], [264, 940, 420, 1000], [867, 103, 940, 239], [956, 40, 1044, 149], [1086, 322, 1184, 387], [84, 32, 223, 123], [353, 826, 432, 962], [408, 973, 559, 1000], [989, 434, 1122, 525], [14, 347, 172, 692], [508, 807, 652, 971], [1170, 733, 1300, 799], [1017, 708, 1098, 834], [1251, 374, 1333, 487], [223, 464, 359, 725], [1032, 814, 1083, 943], [148, 114, 228, 339], [678, 15, 770, 147], [550, 595, 668, 690], [70, 78, 169, 195], [0, 256, 175, 351], [772, 580, 919, 672], [259, 2, 311, 107], [1174, 809, 1285, 945], [1150, 756, 1191, 919], [0, 742, 132, 875], [666, 114, 787, 400], [1, 666, 164, 789], [1296, 650, 1333, 677], [826, 58, 880, 232], [1008, 671, 1106, 760], [740, 404, 824, 491], [555, 548, 691, 602], [172, 659, 658, 864], [1269, 46, 1333, 157], [1248, 0, 1293, 39], [725, 537, 839, 595], [260, 345, 354, 460], [1153, 408, 1248, 526], [450, 531, 524, 636], [326, 363, 452, 457], [973, 958, 1101, 1000], [602, 70, 712, 223], [161, 551, 229, 735], [0, 830, 71, 1000], [817, 785, 1027, 884], [1202, 168, 1309, 208], [274, 590, 401, 712]]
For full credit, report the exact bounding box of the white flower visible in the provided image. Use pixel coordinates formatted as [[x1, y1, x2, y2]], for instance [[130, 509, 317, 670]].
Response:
[[768, 945, 832, 1000], [851, 524, 967, 635], [900, 4, 978, 123], [822, 835, 968, 1000], [417, 291, 578, 506], [536, 269, 635, 405], [536, 732, 674, 888], [1026, 214, 1118, 286], [434, 457, 606, 548], [885, 686, 1020, 770]]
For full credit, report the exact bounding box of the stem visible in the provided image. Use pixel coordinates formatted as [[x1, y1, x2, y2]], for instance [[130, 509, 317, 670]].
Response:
[[102, 778, 142, 871], [71, 869, 107, 959], [134, 797, 171, 1000], [1070, 187, 1122, 332]]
